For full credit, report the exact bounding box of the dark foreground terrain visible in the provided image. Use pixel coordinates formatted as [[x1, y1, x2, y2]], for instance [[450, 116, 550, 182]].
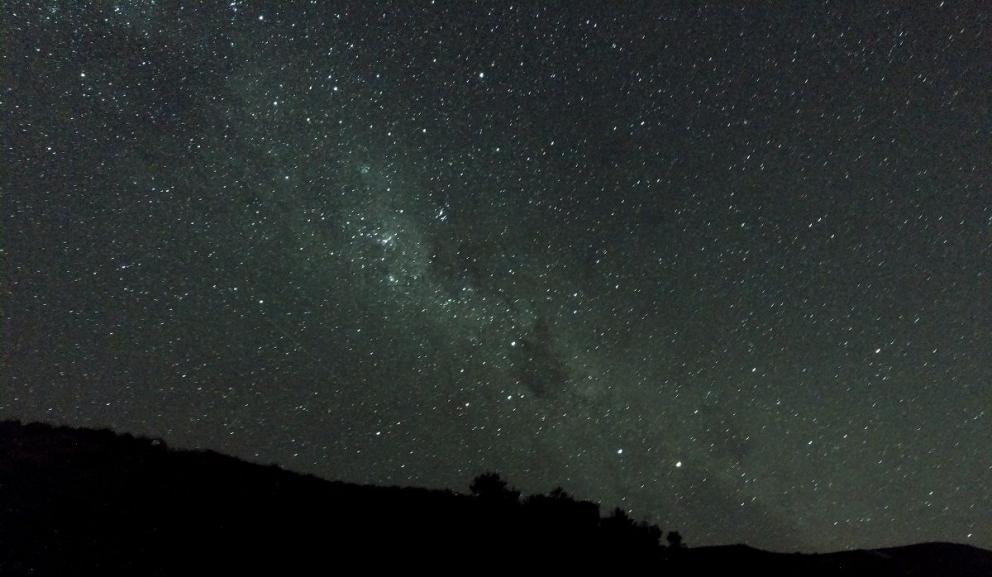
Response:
[[1, 421, 988, 576]]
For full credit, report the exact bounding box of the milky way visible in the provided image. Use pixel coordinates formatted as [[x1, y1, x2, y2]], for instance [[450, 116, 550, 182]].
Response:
[[3, 2, 990, 551]]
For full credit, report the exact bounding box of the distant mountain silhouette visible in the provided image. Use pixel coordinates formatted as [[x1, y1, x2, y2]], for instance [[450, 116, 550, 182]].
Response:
[[674, 543, 992, 577], [1, 421, 988, 576]]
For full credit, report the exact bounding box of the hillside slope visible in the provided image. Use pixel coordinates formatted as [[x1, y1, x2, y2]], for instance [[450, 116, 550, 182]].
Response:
[[1, 421, 988, 576]]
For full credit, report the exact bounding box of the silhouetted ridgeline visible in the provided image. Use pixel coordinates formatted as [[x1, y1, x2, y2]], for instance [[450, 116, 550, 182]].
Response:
[[1, 421, 989, 576]]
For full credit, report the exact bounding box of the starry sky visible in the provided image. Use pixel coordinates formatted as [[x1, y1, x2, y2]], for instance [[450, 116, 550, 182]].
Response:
[[3, 1, 990, 553]]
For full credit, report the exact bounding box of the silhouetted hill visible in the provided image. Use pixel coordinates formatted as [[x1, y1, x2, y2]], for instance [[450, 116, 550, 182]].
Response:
[[1, 421, 988, 576], [675, 542, 992, 577]]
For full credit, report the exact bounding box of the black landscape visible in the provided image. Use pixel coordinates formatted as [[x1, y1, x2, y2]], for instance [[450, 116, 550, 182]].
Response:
[[2, 421, 989, 575]]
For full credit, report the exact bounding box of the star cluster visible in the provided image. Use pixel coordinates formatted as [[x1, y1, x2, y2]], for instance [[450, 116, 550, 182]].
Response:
[[3, 2, 990, 551]]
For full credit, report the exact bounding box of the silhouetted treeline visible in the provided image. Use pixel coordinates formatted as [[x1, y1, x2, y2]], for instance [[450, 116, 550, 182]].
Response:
[[465, 471, 676, 558], [1, 421, 989, 576]]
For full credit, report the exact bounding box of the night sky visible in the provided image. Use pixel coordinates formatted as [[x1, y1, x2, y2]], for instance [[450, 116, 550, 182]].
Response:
[[3, 1, 990, 552]]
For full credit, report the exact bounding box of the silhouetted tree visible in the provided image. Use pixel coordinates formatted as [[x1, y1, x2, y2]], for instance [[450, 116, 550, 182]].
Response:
[[469, 472, 520, 504], [667, 530, 684, 549], [600, 507, 636, 545], [599, 507, 665, 552], [639, 521, 663, 547], [608, 507, 631, 521]]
